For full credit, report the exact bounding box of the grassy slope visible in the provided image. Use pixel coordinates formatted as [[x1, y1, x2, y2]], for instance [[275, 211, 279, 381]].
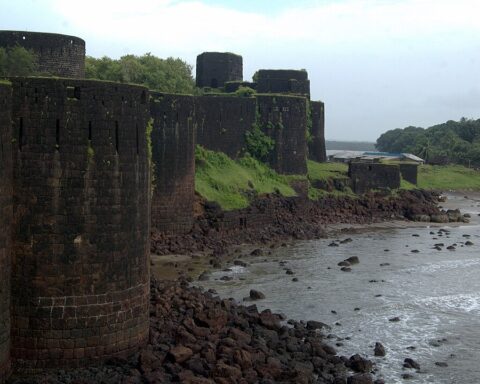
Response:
[[195, 148, 480, 211], [195, 146, 297, 210], [307, 160, 348, 181], [417, 164, 480, 190]]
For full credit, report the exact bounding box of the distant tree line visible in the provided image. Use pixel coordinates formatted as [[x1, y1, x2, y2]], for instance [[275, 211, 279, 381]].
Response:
[[85, 54, 195, 94], [376, 118, 480, 165]]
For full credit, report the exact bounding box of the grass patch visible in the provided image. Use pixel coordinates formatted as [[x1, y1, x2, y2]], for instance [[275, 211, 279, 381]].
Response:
[[417, 164, 480, 190], [195, 146, 298, 210], [307, 160, 348, 181]]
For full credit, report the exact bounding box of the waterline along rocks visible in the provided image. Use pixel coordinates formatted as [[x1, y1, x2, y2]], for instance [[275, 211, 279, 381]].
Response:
[[0, 30, 328, 380]]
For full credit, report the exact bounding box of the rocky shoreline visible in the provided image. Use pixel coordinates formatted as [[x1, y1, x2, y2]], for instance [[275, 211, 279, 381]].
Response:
[[9, 189, 465, 384], [10, 277, 380, 384], [151, 190, 456, 270]]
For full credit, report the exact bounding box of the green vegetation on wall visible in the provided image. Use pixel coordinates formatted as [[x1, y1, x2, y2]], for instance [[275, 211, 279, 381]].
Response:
[[0, 46, 38, 77], [306, 99, 313, 143], [85, 53, 195, 94], [195, 145, 296, 210], [235, 86, 256, 97], [244, 110, 275, 162]]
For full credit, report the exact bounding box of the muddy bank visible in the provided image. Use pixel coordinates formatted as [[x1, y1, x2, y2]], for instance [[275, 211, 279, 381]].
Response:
[[151, 190, 446, 259], [9, 277, 379, 384]]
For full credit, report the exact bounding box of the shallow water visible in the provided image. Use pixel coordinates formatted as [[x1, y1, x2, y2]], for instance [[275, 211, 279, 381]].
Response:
[[198, 194, 480, 383]]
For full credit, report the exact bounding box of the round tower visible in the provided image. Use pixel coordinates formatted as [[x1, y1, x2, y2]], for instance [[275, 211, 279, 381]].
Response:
[[196, 52, 243, 88], [9, 77, 150, 369], [0, 31, 85, 78]]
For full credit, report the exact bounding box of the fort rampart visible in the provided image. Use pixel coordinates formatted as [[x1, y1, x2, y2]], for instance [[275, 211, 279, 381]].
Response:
[[0, 31, 85, 78], [0, 82, 12, 382], [4, 78, 150, 372], [0, 33, 327, 380]]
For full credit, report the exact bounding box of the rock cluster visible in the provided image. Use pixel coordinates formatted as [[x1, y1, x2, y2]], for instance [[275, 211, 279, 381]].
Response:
[[10, 278, 375, 384], [152, 190, 444, 257]]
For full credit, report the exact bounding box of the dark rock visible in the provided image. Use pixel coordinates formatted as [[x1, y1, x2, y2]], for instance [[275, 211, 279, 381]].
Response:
[[389, 317, 401, 322], [435, 362, 448, 367], [341, 267, 352, 272], [347, 373, 374, 384], [234, 260, 248, 267], [403, 358, 420, 369], [306, 320, 331, 331], [249, 289, 266, 300], [374, 342, 386, 357], [168, 346, 193, 363], [338, 261, 351, 267], [346, 256, 360, 265], [250, 248, 263, 256], [348, 354, 373, 373]]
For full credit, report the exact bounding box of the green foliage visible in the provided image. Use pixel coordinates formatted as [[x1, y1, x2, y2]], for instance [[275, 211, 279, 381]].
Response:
[[85, 53, 195, 94], [306, 100, 313, 143], [195, 146, 297, 210], [307, 160, 349, 181], [417, 164, 480, 190], [235, 86, 256, 97], [376, 118, 480, 165], [245, 111, 275, 162], [146, 118, 153, 166], [0, 46, 38, 77]]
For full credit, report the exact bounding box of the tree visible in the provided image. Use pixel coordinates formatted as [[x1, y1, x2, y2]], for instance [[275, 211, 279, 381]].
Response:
[[0, 46, 38, 77], [85, 53, 195, 94], [376, 117, 480, 165]]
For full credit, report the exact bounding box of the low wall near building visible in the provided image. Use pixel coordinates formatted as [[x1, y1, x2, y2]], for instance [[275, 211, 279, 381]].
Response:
[[349, 162, 400, 194]]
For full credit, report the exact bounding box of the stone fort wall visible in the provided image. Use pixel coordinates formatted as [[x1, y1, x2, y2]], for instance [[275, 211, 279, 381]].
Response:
[[195, 95, 256, 158], [0, 83, 12, 383], [196, 52, 243, 89], [150, 93, 196, 234], [349, 162, 401, 194], [0, 31, 85, 78], [9, 78, 150, 369], [257, 95, 308, 175], [0, 32, 328, 379], [309, 101, 327, 162]]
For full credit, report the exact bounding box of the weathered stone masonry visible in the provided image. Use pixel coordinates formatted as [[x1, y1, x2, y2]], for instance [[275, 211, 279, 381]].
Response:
[[309, 101, 327, 162], [0, 33, 329, 380], [0, 83, 12, 382], [196, 52, 243, 89], [195, 95, 256, 159], [9, 78, 150, 370], [150, 93, 196, 234], [349, 162, 401, 194], [0, 31, 86, 78]]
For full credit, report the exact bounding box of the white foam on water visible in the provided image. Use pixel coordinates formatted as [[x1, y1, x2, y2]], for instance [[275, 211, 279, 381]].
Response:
[[414, 293, 480, 314]]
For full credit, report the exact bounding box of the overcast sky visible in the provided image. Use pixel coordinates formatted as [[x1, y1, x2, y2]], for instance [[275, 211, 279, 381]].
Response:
[[1, 0, 480, 141]]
